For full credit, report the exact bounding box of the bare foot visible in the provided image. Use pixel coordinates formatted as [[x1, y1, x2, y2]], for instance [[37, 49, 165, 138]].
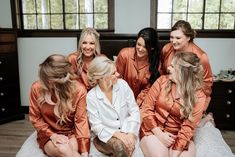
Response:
[[198, 112, 215, 127]]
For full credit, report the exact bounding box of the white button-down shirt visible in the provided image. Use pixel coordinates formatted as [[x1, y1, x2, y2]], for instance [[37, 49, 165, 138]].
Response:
[[86, 79, 140, 143]]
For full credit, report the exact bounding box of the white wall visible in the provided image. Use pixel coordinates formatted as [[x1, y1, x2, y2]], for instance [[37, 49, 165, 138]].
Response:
[[17, 38, 77, 106], [0, 0, 12, 28], [1, 0, 235, 106]]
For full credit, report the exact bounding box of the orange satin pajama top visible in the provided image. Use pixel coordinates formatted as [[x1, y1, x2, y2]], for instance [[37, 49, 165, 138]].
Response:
[[29, 81, 90, 153], [140, 75, 206, 151], [158, 43, 213, 111], [68, 52, 91, 90], [116, 47, 151, 100]]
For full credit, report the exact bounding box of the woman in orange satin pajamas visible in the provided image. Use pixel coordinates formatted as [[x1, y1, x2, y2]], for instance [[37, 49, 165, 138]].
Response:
[[158, 20, 213, 112], [29, 54, 90, 157], [68, 27, 101, 91], [115, 27, 161, 106], [140, 52, 206, 157]]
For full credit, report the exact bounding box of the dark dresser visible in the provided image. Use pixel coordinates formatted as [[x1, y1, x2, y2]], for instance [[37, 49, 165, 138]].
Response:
[[0, 29, 24, 124], [207, 81, 235, 130]]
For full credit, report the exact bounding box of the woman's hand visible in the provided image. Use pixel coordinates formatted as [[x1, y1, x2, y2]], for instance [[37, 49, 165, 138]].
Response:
[[50, 133, 69, 146], [113, 132, 136, 156], [152, 127, 176, 147]]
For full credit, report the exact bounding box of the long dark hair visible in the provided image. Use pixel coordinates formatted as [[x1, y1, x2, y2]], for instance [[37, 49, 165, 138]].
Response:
[[137, 27, 160, 85]]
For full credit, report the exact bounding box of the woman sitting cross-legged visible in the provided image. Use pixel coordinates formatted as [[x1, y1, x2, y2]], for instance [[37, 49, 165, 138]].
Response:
[[86, 55, 144, 157], [140, 52, 205, 157]]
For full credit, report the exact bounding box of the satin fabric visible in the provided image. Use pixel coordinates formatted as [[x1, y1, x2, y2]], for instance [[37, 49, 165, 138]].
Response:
[[116, 47, 151, 104], [68, 51, 91, 90], [140, 75, 206, 151], [29, 81, 90, 153], [158, 42, 213, 111]]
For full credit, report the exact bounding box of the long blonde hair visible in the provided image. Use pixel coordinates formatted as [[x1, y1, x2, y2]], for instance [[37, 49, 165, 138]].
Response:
[[38, 54, 77, 125], [87, 55, 115, 88], [165, 52, 203, 121], [77, 27, 101, 75]]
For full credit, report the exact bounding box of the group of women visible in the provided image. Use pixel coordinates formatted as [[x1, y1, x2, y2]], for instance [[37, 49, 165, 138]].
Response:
[[16, 20, 234, 157]]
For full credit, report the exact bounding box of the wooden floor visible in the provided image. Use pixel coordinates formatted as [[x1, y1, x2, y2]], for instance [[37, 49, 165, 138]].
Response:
[[0, 114, 234, 157]]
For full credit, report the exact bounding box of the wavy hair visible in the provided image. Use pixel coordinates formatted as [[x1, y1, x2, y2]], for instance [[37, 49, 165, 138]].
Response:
[[87, 55, 115, 88], [77, 27, 101, 75], [38, 54, 77, 125], [165, 52, 203, 121], [137, 27, 161, 85], [171, 20, 197, 42]]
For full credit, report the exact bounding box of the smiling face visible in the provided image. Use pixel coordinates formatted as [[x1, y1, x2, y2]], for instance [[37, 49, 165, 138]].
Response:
[[170, 29, 190, 51], [81, 34, 96, 59], [135, 37, 148, 59]]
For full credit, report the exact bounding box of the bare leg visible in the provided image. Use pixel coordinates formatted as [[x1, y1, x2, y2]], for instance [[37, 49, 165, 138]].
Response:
[[44, 136, 81, 157], [93, 137, 128, 157], [179, 141, 196, 157], [140, 135, 169, 157]]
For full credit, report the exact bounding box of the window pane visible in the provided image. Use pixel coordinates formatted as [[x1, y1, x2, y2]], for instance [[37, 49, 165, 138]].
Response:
[[50, 0, 63, 13], [94, 0, 108, 12], [158, 0, 172, 12], [188, 14, 203, 29], [204, 14, 219, 29], [173, 0, 188, 12], [36, 0, 49, 13], [51, 15, 63, 29], [65, 0, 79, 13], [221, 0, 235, 12], [173, 14, 187, 23], [220, 14, 235, 29], [205, 0, 220, 12], [188, 0, 203, 12], [79, 14, 91, 29], [80, 0, 93, 13], [66, 14, 80, 29], [23, 15, 36, 29], [94, 14, 108, 29], [22, 0, 35, 13], [37, 14, 50, 29], [157, 14, 172, 29]]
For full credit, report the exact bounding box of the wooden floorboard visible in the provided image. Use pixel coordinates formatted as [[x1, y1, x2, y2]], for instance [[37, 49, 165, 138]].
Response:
[[0, 114, 234, 157]]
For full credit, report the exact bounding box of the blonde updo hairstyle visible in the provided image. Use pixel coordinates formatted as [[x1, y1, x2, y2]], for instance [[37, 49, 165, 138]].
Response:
[[38, 54, 77, 125], [165, 52, 203, 121], [87, 55, 115, 88]]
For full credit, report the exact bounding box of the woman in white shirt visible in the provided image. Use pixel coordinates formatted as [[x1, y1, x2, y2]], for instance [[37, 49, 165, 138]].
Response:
[[86, 55, 143, 157]]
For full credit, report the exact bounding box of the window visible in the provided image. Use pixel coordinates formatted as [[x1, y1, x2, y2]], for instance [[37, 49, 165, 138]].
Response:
[[14, 0, 114, 33], [151, 0, 235, 37]]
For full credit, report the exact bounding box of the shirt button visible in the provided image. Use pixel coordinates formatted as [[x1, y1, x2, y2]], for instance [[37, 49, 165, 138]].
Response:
[[118, 127, 121, 130], [116, 118, 119, 120]]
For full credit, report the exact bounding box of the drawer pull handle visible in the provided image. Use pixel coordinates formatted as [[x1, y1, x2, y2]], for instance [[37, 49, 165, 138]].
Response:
[[0, 61, 2, 64], [227, 101, 231, 105], [0, 92, 4, 96], [226, 114, 230, 118], [0, 77, 3, 81], [1, 107, 5, 112], [228, 89, 232, 94]]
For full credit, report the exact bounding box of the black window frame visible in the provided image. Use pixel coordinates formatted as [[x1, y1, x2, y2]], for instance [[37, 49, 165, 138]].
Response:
[[11, 0, 115, 37], [150, 0, 235, 38]]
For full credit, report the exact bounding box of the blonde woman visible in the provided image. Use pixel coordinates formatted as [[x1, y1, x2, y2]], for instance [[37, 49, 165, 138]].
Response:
[[68, 27, 101, 90], [140, 52, 206, 157], [29, 54, 90, 157], [86, 55, 143, 157]]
